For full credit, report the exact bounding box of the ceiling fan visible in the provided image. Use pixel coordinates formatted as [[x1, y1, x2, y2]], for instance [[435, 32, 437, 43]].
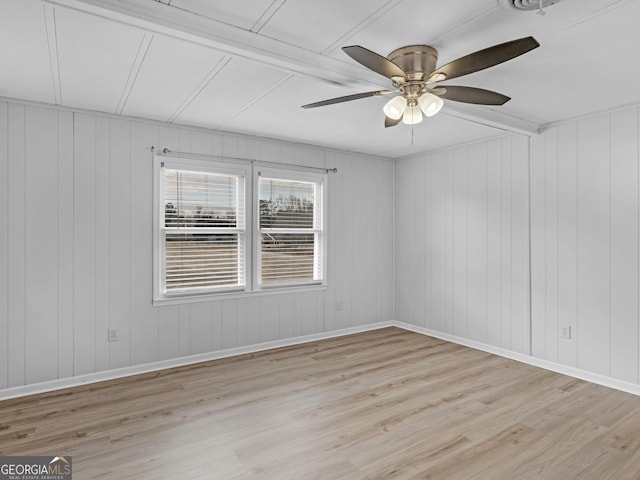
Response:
[[302, 36, 540, 127]]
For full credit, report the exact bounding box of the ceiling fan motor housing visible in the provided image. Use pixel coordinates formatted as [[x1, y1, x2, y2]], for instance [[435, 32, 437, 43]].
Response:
[[388, 45, 438, 81]]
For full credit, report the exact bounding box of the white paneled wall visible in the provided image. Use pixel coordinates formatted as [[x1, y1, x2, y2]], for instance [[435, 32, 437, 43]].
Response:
[[0, 100, 394, 391], [394, 135, 531, 355], [396, 104, 640, 391], [530, 106, 640, 384]]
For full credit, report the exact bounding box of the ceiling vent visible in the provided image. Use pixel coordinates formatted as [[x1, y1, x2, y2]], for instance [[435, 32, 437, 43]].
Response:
[[500, 0, 563, 11]]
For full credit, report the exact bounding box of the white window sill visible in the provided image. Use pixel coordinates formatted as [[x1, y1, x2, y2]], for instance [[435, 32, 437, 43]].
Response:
[[152, 283, 327, 306]]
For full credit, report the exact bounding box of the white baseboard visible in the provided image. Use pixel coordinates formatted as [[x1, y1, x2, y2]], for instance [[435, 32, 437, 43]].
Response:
[[0, 321, 393, 401], [394, 320, 640, 397], [4, 319, 639, 400]]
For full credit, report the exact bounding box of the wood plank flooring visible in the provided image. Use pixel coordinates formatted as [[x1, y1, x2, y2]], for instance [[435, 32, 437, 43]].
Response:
[[2, 327, 640, 479]]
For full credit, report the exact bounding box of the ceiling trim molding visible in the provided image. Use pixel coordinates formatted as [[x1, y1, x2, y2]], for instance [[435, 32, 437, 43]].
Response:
[[41, 0, 541, 136], [42, 3, 62, 105], [41, 0, 381, 90], [443, 103, 540, 136]]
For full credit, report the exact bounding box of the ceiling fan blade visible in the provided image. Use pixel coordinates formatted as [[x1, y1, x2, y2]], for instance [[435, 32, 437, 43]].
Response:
[[343, 45, 407, 80], [302, 90, 392, 109], [385, 115, 402, 128], [438, 86, 510, 105], [427, 36, 540, 83]]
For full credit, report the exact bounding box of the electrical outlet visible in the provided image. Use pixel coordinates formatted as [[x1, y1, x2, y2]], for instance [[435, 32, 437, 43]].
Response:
[[560, 326, 571, 339], [108, 328, 119, 342], [336, 301, 343, 311]]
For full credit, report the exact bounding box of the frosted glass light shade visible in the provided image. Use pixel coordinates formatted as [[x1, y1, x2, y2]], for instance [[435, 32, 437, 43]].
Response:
[[383, 96, 407, 120], [418, 92, 444, 117], [402, 104, 423, 125]]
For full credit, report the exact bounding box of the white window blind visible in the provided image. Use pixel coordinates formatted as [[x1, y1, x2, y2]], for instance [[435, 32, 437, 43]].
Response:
[[160, 166, 245, 295], [258, 174, 324, 287]]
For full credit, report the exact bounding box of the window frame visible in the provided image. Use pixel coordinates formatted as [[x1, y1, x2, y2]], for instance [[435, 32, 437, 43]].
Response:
[[153, 156, 327, 305], [153, 156, 252, 303], [253, 167, 327, 291]]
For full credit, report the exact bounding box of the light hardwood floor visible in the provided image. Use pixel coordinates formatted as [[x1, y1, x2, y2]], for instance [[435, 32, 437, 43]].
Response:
[[2, 327, 640, 479]]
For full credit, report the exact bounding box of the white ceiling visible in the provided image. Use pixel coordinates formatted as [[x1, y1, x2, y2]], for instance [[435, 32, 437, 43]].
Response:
[[1, 0, 639, 157]]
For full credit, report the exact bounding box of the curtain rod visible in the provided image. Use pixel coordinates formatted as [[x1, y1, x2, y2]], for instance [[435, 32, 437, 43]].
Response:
[[152, 147, 337, 173]]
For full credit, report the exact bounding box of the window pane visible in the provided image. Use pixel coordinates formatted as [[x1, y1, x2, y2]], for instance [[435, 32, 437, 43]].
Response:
[[165, 233, 241, 290], [261, 233, 315, 285], [259, 177, 314, 228], [165, 169, 237, 227]]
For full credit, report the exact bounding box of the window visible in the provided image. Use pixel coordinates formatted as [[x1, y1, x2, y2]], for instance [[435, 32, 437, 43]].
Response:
[[154, 158, 248, 301], [257, 170, 325, 288], [154, 156, 326, 303]]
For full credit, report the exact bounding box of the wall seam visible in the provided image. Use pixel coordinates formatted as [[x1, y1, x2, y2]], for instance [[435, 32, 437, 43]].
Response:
[[528, 135, 533, 357]]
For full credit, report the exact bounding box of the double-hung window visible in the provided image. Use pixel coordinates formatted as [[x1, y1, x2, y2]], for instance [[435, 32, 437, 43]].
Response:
[[154, 156, 326, 303], [257, 170, 325, 288], [154, 158, 248, 300]]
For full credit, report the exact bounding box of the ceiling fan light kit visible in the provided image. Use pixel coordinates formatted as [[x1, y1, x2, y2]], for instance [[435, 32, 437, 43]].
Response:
[[383, 95, 407, 120], [402, 104, 423, 125], [302, 36, 540, 129], [419, 92, 444, 117]]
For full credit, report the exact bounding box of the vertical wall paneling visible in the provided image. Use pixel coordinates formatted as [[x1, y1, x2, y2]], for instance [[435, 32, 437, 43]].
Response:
[[423, 156, 433, 330], [529, 132, 547, 358], [556, 121, 579, 367], [466, 142, 488, 343], [351, 156, 367, 327], [530, 106, 640, 379], [340, 156, 354, 328], [510, 135, 531, 355], [414, 157, 427, 329], [158, 305, 180, 360], [486, 139, 502, 347], [324, 150, 338, 332], [544, 128, 559, 362], [259, 295, 279, 343], [379, 157, 394, 324], [73, 113, 97, 376], [190, 302, 212, 355], [315, 290, 325, 334], [129, 121, 159, 365], [56, 111, 74, 381], [236, 299, 247, 348], [299, 291, 317, 337], [500, 137, 513, 350], [0, 99, 394, 394], [279, 293, 295, 339], [0, 102, 8, 389], [94, 116, 111, 373], [178, 304, 191, 356], [609, 108, 639, 383], [7, 104, 26, 387], [577, 114, 611, 376], [244, 296, 260, 346], [210, 301, 223, 352], [452, 147, 468, 338], [109, 119, 132, 369], [363, 156, 377, 328], [25, 106, 60, 384], [394, 157, 413, 325], [395, 135, 531, 356], [222, 299, 238, 349], [444, 151, 455, 335]]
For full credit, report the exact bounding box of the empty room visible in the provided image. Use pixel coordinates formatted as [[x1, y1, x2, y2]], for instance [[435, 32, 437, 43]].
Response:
[[2, 0, 640, 478]]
